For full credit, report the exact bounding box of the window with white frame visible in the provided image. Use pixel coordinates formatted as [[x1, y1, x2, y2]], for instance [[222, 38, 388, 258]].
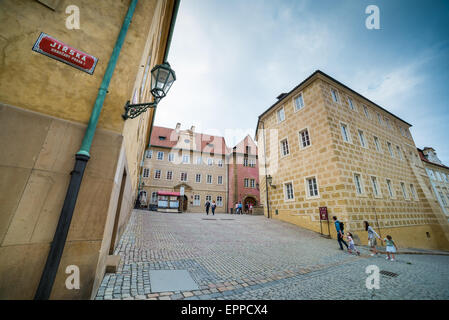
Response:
[[385, 118, 391, 129], [348, 97, 355, 110], [400, 182, 408, 199], [195, 173, 201, 183], [180, 172, 188, 181], [243, 157, 249, 166], [205, 195, 212, 202], [299, 129, 311, 148], [208, 158, 213, 166], [371, 176, 380, 197], [218, 176, 223, 185], [443, 173, 449, 183], [377, 113, 382, 125], [386, 179, 394, 197], [182, 155, 190, 164], [354, 173, 363, 194], [250, 179, 255, 188], [427, 169, 435, 180], [245, 146, 251, 154], [151, 192, 158, 204], [280, 138, 290, 156], [294, 93, 305, 111], [217, 196, 223, 206], [387, 142, 394, 157], [145, 150, 153, 159], [244, 178, 249, 188], [306, 177, 319, 197], [439, 192, 447, 206], [399, 127, 405, 136], [396, 146, 403, 160], [436, 171, 443, 181], [284, 182, 294, 200], [373, 136, 381, 152], [363, 105, 370, 119], [341, 123, 350, 142], [157, 151, 164, 160], [277, 107, 285, 123], [193, 195, 201, 206], [331, 88, 339, 102], [196, 157, 203, 165], [168, 153, 175, 162], [410, 184, 417, 200], [154, 169, 161, 179], [218, 159, 223, 167], [143, 168, 150, 178], [358, 130, 367, 148], [206, 175, 212, 184], [166, 171, 173, 180], [249, 159, 256, 167]]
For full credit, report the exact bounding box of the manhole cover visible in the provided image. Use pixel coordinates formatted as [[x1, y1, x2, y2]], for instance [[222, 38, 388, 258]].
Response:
[[380, 270, 398, 277]]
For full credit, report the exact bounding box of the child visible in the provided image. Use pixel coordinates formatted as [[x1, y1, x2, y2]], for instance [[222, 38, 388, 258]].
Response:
[[346, 232, 360, 256], [384, 235, 398, 261]]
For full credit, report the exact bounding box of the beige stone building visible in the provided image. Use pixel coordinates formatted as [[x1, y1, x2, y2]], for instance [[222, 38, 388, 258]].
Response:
[[255, 70, 449, 250], [0, 0, 179, 299], [141, 124, 229, 213], [418, 147, 449, 219]]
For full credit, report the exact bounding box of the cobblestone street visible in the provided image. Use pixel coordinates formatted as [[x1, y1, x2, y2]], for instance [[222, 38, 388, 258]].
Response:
[[95, 210, 449, 300]]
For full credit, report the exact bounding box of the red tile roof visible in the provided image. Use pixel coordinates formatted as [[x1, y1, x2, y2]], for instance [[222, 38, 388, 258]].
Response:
[[417, 148, 449, 170]]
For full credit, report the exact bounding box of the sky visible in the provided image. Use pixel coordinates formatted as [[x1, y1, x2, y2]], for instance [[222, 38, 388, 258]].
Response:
[[157, 0, 449, 164]]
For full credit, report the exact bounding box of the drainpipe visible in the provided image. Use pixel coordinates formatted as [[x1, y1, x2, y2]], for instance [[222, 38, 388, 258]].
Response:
[[34, 0, 139, 300], [260, 120, 271, 219]]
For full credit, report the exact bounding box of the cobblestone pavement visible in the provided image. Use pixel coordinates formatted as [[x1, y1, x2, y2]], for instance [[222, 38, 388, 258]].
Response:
[[95, 210, 449, 300]]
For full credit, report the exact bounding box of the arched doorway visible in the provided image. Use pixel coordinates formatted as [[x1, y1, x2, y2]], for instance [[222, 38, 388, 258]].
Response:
[[243, 196, 257, 213], [182, 195, 188, 212]]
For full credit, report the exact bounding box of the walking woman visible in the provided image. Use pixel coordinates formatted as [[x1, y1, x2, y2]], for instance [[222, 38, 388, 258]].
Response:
[[364, 221, 382, 256], [211, 200, 216, 215]]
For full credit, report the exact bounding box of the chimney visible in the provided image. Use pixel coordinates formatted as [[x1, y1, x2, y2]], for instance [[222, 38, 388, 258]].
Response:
[[276, 93, 287, 100], [190, 125, 195, 132], [175, 122, 181, 133]]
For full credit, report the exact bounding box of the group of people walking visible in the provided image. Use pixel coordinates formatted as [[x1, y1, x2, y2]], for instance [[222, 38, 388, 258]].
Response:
[[204, 200, 254, 215], [332, 216, 398, 261]]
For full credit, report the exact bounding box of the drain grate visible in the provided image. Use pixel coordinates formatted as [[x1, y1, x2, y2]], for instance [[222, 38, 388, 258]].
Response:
[[380, 270, 398, 277]]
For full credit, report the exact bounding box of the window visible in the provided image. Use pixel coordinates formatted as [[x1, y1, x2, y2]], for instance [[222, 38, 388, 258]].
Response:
[[299, 129, 311, 148], [206, 195, 212, 202], [280, 138, 290, 156], [143, 168, 150, 178], [386, 179, 394, 197], [399, 127, 405, 137], [373, 136, 381, 152], [168, 153, 175, 162], [347, 97, 355, 110], [354, 173, 363, 194], [180, 172, 188, 181], [377, 113, 382, 125], [159, 136, 166, 141], [250, 179, 255, 188], [217, 196, 223, 206], [294, 93, 305, 111], [396, 146, 403, 160], [206, 175, 212, 184], [358, 130, 366, 148], [154, 169, 161, 179], [218, 159, 223, 167], [157, 151, 164, 160], [443, 174, 449, 183], [284, 182, 294, 200], [387, 142, 394, 157], [410, 184, 417, 200], [363, 105, 370, 119], [439, 192, 447, 206], [182, 155, 190, 164], [436, 171, 442, 181], [166, 171, 173, 180], [145, 150, 153, 159], [196, 157, 203, 165], [245, 146, 251, 154], [371, 176, 380, 197], [277, 107, 285, 123], [193, 195, 201, 206], [385, 118, 391, 129], [427, 169, 435, 180], [218, 176, 223, 185], [151, 192, 158, 204], [400, 182, 408, 199], [244, 178, 249, 188], [306, 177, 319, 197], [249, 159, 256, 167], [207, 158, 213, 166], [195, 173, 201, 183], [341, 124, 350, 142], [331, 89, 339, 102], [243, 157, 249, 167]]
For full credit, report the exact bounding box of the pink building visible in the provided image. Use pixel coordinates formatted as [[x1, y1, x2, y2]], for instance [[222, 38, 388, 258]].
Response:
[[227, 135, 260, 213]]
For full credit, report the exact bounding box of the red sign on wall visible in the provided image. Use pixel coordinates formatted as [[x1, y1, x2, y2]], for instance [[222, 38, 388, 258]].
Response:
[[32, 32, 98, 75], [319, 207, 328, 221]]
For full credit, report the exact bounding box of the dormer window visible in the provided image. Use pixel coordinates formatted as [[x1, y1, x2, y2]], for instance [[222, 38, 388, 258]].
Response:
[[159, 136, 166, 140]]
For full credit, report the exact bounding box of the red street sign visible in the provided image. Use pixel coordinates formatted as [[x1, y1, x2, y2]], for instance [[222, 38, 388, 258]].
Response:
[[319, 207, 328, 220], [32, 32, 98, 75]]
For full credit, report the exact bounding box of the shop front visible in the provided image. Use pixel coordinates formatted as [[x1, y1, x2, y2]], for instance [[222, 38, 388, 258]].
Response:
[[157, 191, 182, 213]]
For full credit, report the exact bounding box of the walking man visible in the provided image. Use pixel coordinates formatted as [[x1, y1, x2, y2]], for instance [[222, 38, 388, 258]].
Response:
[[238, 202, 243, 215], [333, 216, 348, 251], [205, 200, 210, 215]]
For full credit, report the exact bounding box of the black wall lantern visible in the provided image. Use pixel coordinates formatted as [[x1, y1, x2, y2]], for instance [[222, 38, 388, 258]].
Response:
[[267, 174, 276, 188], [122, 62, 176, 120]]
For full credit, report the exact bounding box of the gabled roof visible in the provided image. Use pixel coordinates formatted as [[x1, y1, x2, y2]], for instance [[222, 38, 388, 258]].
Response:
[[255, 70, 412, 140], [417, 148, 449, 170]]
